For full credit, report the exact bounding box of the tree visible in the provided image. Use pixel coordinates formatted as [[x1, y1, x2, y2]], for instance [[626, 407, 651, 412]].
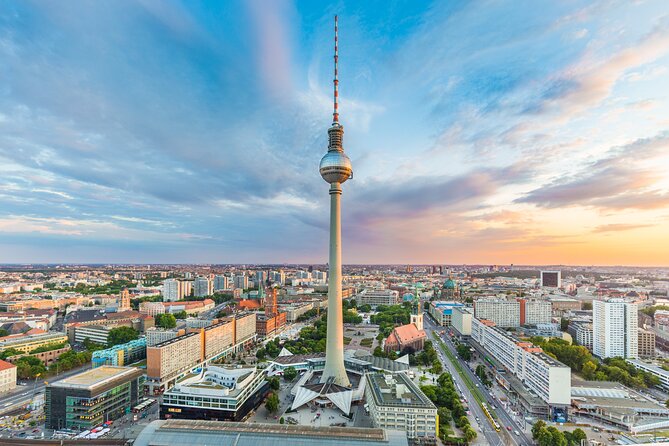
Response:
[[532, 420, 546, 439], [582, 301, 593, 311], [279, 417, 285, 424], [107, 326, 139, 346], [283, 366, 298, 382], [0, 329, 8, 338], [255, 348, 266, 360], [456, 344, 472, 361], [173, 310, 188, 319], [265, 392, 280, 414], [358, 304, 372, 313], [582, 360, 597, 380], [560, 318, 569, 331], [269, 376, 280, 391], [463, 426, 477, 441], [569, 428, 587, 445], [155, 313, 177, 329]]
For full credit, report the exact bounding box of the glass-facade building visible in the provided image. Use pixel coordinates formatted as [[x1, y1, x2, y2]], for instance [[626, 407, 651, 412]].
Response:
[[45, 366, 144, 430]]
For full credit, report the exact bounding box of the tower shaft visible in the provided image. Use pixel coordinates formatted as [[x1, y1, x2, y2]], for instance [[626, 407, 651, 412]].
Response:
[[321, 182, 350, 386]]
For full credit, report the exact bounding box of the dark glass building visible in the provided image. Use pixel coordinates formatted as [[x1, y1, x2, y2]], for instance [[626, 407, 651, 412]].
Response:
[[45, 365, 144, 430]]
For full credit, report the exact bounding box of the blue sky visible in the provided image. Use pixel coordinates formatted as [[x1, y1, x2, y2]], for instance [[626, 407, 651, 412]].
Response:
[[1, 0, 669, 265]]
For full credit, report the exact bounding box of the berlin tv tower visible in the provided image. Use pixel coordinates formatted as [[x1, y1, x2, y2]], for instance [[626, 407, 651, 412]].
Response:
[[319, 15, 352, 387]]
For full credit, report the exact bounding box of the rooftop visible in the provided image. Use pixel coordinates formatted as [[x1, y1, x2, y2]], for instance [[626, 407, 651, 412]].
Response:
[[50, 365, 143, 391], [133, 420, 408, 446], [366, 372, 436, 410]]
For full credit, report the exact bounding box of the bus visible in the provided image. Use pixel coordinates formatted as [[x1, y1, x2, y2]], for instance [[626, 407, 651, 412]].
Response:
[[132, 398, 157, 413]]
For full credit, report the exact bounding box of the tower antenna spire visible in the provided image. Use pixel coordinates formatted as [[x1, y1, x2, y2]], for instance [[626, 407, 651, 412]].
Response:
[[333, 15, 339, 123]]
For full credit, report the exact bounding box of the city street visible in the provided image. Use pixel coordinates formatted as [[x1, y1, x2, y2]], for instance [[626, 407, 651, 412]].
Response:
[[423, 314, 532, 446], [0, 364, 93, 416]]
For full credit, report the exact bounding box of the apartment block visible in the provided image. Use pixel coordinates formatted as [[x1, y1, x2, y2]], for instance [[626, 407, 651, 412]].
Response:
[[520, 299, 552, 325], [593, 299, 638, 359], [473, 299, 520, 328], [472, 318, 571, 408]]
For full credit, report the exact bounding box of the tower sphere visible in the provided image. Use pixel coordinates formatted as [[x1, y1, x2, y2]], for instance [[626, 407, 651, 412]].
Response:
[[320, 150, 352, 184]]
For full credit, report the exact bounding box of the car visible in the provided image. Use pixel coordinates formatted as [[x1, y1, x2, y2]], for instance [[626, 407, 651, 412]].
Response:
[[507, 426, 512, 431], [514, 430, 520, 436]]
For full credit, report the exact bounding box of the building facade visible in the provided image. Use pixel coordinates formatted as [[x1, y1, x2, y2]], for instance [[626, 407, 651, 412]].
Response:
[[45, 366, 144, 430], [638, 329, 656, 359], [193, 277, 213, 297], [473, 299, 520, 328], [356, 289, 400, 308], [365, 372, 437, 439], [471, 318, 571, 414], [593, 299, 638, 359], [92, 338, 147, 368], [160, 366, 269, 422], [0, 360, 17, 394]]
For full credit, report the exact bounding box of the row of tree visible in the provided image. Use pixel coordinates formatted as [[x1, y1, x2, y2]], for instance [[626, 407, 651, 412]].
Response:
[[531, 421, 586, 446], [421, 373, 477, 444]]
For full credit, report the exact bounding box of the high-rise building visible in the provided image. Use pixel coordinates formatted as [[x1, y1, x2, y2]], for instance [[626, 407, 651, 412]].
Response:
[[45, 366, 144, 430], [163, 278, 181, 302], [213, 275, 229, 291], [269, 270, 285, 285], [233, 275, 248, 290], [254, 271, 266, 286], [541, 271, 562, 288], [194, 277, 213, 297], [319, 15, 353, 387], [593, 299, 638, 359], [519, 299, 552, 325]]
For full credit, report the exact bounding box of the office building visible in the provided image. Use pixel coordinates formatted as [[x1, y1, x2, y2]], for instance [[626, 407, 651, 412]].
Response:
[[428, 301, 464, 327], [45, 366, 144, 430], [365, 372, 437, 439], [0, 359, 17, 394], [213, 275, 229, 291], [356, 288, 399, 308], [194, 277, 213, 297], [160, 366, 269, 421], [473, 299, 520, 328], [451, 306, 473, 336], [92, 338, 147, 368], [541, 271, 562, 288], [472, 318, 571, 412], [638, 329, 656, 359], [593, 299, 638, 359]]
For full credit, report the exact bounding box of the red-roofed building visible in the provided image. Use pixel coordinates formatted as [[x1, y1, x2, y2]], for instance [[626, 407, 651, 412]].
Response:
[[384, 323, 427, 354], [237, 299, 262, 311], [0, 359, 17, 394]]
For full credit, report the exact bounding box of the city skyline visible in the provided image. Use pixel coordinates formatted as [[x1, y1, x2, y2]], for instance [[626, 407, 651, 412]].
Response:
[[2, 1, 669, 266]]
